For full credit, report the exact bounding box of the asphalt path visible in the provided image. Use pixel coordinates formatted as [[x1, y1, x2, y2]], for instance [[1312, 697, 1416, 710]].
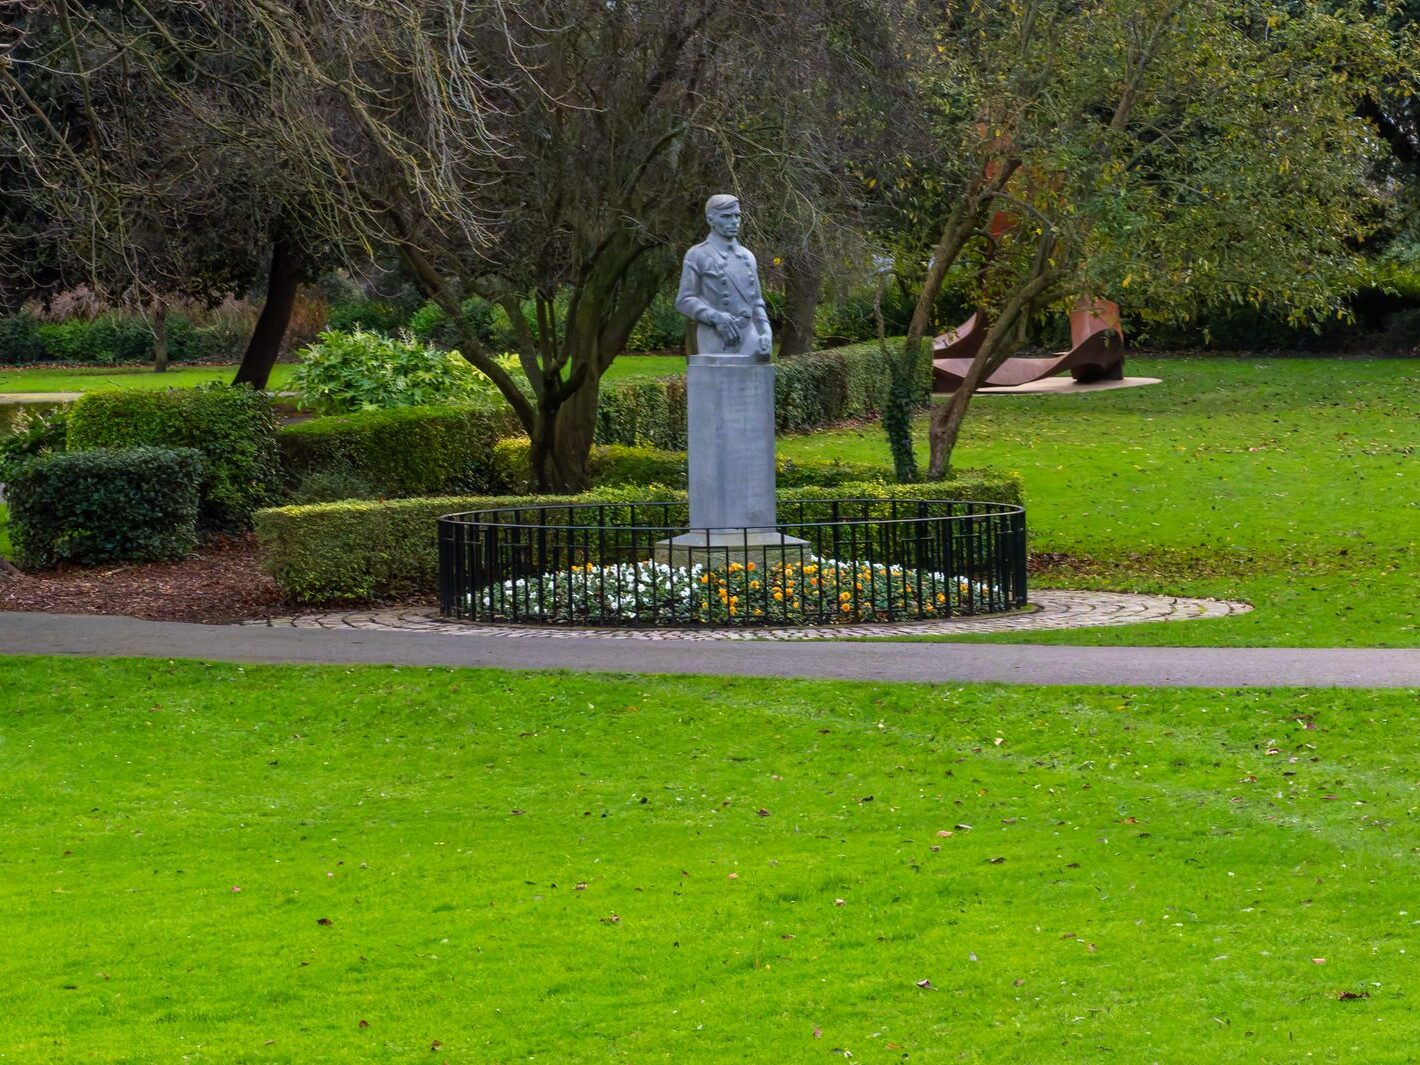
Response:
[[2, 611, 1417, 688]]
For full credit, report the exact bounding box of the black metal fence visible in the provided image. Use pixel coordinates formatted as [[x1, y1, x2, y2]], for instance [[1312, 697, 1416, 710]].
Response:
[[438, 498, 1027, 627]]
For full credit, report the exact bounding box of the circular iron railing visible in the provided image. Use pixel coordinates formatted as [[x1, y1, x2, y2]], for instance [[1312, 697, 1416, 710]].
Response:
[[438, 498, 1026, 627]]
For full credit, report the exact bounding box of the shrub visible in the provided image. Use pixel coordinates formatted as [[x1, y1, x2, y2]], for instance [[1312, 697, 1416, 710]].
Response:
[[408, 297, 499, 350], [278, 402, 519, 499], [0, 406, 68, 484], [325, 299, 410, 334], [6, 446, 203, 568], [35, 313, 154, 364], [594, 340, 905, 448], [492, 437, 893, 495], [66, 384, 280, 529], [254, 474, 1023, 604], [0, 312, 49, 364], [594, 374, 689, 450], [626, 289, 686, 352], [292, 328, 502, 414]]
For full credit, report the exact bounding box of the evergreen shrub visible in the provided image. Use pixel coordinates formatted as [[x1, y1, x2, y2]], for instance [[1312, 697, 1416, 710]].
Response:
[[254, 474, 1023, 604], [278, 402, 519, 499], [7, 446, 203, 568], [0, 312, 49, 364], [66, 384, 280, 529]]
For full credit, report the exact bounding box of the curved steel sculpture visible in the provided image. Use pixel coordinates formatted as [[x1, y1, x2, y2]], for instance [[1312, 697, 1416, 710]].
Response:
[[932, 299, 1125, 392]]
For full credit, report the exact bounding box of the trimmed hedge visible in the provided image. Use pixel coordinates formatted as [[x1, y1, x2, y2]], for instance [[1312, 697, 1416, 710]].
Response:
[[66, 384, 280, 529], [594, 340, 902, 449], [279, 402, 519, 499], [254, 473, 1023, 604], [491, 436, 893, 494], [7, 446, 203, 568]]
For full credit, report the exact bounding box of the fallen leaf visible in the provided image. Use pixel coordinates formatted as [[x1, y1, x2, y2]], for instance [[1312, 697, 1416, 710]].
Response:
[[317, 917, 333, 926], [936, 830, 953, 838], [509, 809, 525, 816], [1312, 957, 1326, 964], [1337, 990, 1369, 1001], [727, 872, 739, 880], [916, 978, 936, 990], [834, 898, 846, 906], [757, 808, 771, 817], [1013, 978, 1025, 987], [575, 882, 587, 891], [954, 823, 973, 832], [600, 913, 621, 924], [993, 737, 1004, 746], [987, 856, 1006, 864], [430, 1040, 443, 1051], [358, 1019, 369, 1029], [813, 1027, 822, 1038]]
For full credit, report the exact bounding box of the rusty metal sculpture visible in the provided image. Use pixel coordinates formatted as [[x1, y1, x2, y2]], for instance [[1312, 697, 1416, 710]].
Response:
[[932, 298, 1124, 392]]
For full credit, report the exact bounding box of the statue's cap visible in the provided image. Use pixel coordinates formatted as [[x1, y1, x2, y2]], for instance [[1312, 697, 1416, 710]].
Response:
[[705, 194, 740, 215]]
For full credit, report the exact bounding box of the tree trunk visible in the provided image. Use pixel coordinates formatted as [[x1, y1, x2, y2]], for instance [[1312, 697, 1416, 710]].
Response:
[[151, 298, 168, 373], [234, 233, 301, 389], [531, 369, 602, 493], [777, 249, 820, 357], [926, 269, 1057, 478]]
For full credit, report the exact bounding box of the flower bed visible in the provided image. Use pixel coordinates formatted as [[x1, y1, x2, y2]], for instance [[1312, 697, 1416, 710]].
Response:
[[478, 555, 998, 626]]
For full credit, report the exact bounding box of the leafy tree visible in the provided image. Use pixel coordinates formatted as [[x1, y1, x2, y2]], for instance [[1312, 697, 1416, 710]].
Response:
[[882, 0, 1404, 478]]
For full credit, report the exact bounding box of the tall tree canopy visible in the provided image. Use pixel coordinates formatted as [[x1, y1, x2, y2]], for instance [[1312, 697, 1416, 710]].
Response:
[[880, 0, 1408, 478]]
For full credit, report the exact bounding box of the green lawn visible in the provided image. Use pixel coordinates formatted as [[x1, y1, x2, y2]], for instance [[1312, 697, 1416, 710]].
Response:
[[2, 657, 1416, 1063], [0, 364, 301, 394], [778, 356, 1418, 648], [0, 354, 684, 395]]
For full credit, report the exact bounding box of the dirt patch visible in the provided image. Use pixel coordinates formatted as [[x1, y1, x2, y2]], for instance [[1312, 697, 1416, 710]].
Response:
[[0, 535, 288, 624]]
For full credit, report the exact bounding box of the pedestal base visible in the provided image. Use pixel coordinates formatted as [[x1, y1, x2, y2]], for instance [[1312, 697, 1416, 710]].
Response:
[[687, 356, 777, 530], [653, 529, 811, 570]]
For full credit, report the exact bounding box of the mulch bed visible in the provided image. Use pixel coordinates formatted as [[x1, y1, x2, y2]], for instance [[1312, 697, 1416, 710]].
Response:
[[0, 535, 288, 624]]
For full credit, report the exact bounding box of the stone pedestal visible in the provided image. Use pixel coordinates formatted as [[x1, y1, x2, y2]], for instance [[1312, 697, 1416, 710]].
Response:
[[654, 353, 807, 568]]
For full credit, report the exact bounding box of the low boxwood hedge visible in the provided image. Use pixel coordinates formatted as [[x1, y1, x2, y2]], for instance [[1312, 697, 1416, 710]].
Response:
[[66, 384, 279, 529], [254, 473, 1023, 604], [7, 446, 204, 568], [593, 340, 905, 449], [491, 436, 894, 494], [279, 402, 520, 500]]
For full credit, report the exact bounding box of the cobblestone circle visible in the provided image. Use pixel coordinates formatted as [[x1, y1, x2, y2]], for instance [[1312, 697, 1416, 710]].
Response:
[[243, 590, 1250, 641]]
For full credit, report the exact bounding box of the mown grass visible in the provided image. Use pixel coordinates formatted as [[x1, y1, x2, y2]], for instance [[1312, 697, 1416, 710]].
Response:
[[1, 656, 1417, 1063], [0, 354, 684, 396], [777, 356, 1418, 647]]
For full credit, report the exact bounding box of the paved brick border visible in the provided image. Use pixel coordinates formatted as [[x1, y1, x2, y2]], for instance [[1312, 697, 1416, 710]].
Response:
[[242, 590, 1250, 641]]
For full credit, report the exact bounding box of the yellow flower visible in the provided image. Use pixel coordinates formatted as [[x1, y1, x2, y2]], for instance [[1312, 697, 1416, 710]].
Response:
[[839, 591, 852, 601], [746, 561, 757, 572], [729, 596, 739, 606], [749, 580, 760, 590], [773, 591, 784, 601], [936, 593, 946, 603], [729, 562, 743, 573], [699, 574, 709, 584], [840, 602, 852, 613]]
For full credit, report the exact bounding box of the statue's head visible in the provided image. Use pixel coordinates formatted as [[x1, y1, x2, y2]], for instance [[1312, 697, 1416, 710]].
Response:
[[705, 194, 741, 239]]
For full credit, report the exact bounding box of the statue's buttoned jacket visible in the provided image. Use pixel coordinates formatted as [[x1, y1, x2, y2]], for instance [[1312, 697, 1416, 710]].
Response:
[[675, 239, 772, 357]]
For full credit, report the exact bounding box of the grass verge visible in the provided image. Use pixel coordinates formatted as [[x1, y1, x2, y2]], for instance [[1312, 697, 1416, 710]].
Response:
[[0, 355, 684, 396], [779, 356, 1418, 647], [2, 656, 1416, 1062]]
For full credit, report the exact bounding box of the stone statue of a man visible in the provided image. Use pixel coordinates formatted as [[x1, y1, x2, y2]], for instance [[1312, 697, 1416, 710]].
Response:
[[675, 194, 773, 359]]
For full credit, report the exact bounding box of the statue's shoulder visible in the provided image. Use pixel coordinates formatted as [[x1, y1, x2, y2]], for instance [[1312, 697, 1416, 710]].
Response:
[[683, 239, 717, 266]]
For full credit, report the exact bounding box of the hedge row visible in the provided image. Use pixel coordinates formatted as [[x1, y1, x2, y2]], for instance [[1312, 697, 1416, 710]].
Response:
[[593, 340, 900, 449], [490, 436, 892, 494], [0, 310, 248, 366], [6, 446, 204, 568], [67, 384, 281, 529], [278, 402, 520, 500], [254, 472, 1023, 604]]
